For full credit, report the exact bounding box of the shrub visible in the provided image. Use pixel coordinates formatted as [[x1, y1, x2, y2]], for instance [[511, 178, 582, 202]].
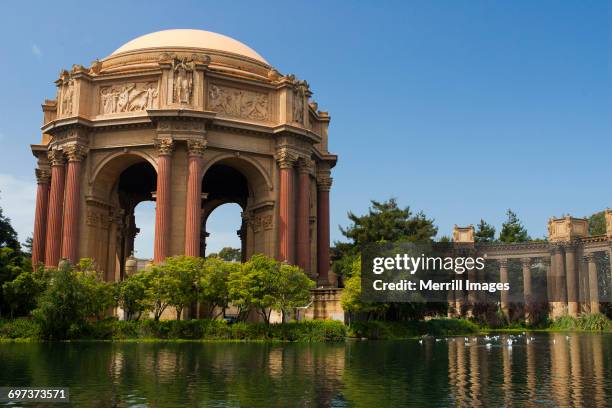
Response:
[[0, 318, 40, 339], [348, 319, 478, 339]]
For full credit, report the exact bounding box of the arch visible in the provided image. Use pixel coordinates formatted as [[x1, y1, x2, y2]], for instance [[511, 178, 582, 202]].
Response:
[[91, 150, 157, 186], [201, 152, 273, 192], [89, 151, 157, 200]]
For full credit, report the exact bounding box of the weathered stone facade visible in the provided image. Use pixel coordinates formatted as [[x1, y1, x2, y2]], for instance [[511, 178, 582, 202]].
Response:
[[451, 214, 612, 320], [30, 30, 337, 287]]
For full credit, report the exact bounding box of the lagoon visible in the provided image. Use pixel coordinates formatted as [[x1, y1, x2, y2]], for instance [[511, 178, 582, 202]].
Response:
[[0, 333, 610, 407]]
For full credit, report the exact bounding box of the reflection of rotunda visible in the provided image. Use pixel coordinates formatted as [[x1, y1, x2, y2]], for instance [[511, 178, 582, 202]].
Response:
[[31, 29, 337, 285]]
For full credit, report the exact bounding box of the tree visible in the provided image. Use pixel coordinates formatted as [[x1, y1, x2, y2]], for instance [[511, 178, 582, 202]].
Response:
[[118, 272, 150, 320], [217, 247, 241, 262], [474, 219, 496, 242], [75, 259, 116, 321], [146, 256, 201, 320], [341, 258, 387, 320], [228, 254, 280, 323], [2, 267, 47, 318], [588, 211, 606, 236], [275, 264, 314, 322], [498, 209, 529, 243], [198, 257, 236, 319], [340, 198, 438, 246], [0, 202, 20, 252], [32, 261, 113, 339]]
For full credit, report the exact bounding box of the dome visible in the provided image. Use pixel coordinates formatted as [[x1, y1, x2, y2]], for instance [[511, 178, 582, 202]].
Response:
[[111, 29, 268, 64]]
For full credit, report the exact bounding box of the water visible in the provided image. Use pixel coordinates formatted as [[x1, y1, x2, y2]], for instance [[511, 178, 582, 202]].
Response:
[[0, 333, 610, 407]]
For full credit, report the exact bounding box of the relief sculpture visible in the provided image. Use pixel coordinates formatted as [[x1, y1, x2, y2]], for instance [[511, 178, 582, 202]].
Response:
[[100, 82, 158, 114], [172, 57, 194, 104], [208, 84, 268, 121]]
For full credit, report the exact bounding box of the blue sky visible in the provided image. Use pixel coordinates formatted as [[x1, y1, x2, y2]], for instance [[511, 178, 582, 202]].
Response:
[[0, 1, 610, 257]]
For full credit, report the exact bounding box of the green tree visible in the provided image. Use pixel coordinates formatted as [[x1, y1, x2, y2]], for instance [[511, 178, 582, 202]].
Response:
[[340, 198, 438, 246], [498, 209, 530, 243], [141, 266, 172, 321], [0, 202, 20, 252], [217, 247, 241, 262], [275, 263, 314, 322], [341, 258, 387, 320], [228, 254, 280, 324], [198, 257, 236, 319], [474, 219, 496, 242], [588, 211, 606, 235], [2, 267, 47, 318], [75, 259, 116, 321], [33, 263, 90, 339], [118, 272, 150, 320]]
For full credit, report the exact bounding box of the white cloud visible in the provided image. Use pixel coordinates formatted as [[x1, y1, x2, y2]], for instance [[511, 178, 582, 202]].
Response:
[[31, 43, 42, 57], [0, 173, 37, 244]]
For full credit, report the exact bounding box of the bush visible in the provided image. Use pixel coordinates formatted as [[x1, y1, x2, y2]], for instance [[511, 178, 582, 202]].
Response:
[[0, 318, 40, 339], [550, 313, 611, 332], [348, 319, 479, 339]]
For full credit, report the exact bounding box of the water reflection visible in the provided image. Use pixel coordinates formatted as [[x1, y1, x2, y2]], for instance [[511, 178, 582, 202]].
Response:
[[0, 334, 609, 407]]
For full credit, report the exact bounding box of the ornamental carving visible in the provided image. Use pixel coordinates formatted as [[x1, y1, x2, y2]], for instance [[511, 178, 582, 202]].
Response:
[[64, 144, 88, 162], [100, 82, 158, 114], [293, 83, 308, 124], [47, 149, 66, 166], [208, 84, 269, 121], [61, 79, 74, 116], [249, 214, 273, 233], [35, 168, 51, 184], [316, 175, 333, 191], [276, 148, 297, 169], [172, 57, 194, 104], [154, 137, 175, 155], [187, 139, 208, 156]]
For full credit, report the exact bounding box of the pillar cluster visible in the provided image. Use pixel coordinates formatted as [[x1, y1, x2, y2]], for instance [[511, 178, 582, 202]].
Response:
[[276, 148, 332, 285]]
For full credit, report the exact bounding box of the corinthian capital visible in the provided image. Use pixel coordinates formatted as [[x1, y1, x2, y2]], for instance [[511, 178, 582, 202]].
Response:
[[154, 137, 175, 156], [187, 138, 207, 157], [276, 148, 297, 169], [64, 143, 88, 162], [297, 158, 314, 174], [317, 175, 333, 191], [35, 168, 51, 184], [47, 149, 66, 166]]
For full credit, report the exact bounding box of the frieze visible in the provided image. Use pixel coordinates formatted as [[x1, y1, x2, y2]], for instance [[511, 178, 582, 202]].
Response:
[[100, 82, 158, 114], [208, 84, 269, 121]]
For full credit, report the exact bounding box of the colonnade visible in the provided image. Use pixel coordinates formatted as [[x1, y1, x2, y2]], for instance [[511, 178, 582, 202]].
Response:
[[31, 139, 333, 285]]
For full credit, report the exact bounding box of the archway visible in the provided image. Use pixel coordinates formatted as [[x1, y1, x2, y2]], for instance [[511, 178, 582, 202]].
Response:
[[201, 163, 249, 261], [204, 203, 243, 261], [88, 153, 157, 281]]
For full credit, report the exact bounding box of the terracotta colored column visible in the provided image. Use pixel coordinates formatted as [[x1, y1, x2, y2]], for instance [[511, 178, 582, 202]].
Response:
[[184, 139, 206, 257], [277, 151, 296, 263], [585, 253, 600, 314], [316, 175, 332, 285], [296, 160, 311, 273], [44, 150, 66, 268], [153, 138, 174, 263], [32, 168, 51, 268], [499, 259, 509, 319], [61, 144, 87, 264], [521, 257, 532, 321], [550, 245, 567, 318], [565, 244, 578, 317]]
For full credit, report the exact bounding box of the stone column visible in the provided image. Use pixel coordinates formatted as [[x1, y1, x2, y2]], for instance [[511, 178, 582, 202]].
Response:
[[564, 244, 578, 317], [44, 150, 66, 268], [499, 259, 509, 319], [184, 139, 206, 257], [521, 257, 532, 321], [31, 168, 51, 268], [316, 175, 332, 285], [550, 244, 567, 318], [296, 159, 312, 273], [585, 253, 600, 314], [61, 144, 87, 264], [153, 138, 174, 263], [277, 150, 296, 264]]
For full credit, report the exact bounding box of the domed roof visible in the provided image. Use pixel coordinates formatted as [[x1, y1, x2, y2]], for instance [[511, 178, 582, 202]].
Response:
[[111, 29, 268, 64]]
